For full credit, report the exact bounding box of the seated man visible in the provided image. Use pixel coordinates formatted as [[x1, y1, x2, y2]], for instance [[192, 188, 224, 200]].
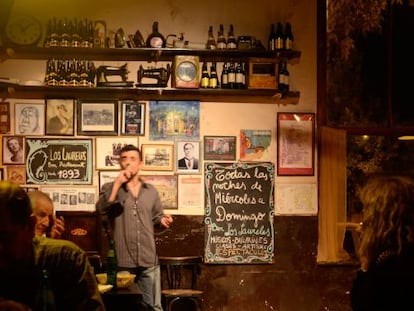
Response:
[[0, 181, 105, 311], [28, 190, 65, 239]]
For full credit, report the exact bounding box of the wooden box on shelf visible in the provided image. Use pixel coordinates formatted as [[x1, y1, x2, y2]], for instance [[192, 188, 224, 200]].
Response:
[[247, 57, 278, 90]]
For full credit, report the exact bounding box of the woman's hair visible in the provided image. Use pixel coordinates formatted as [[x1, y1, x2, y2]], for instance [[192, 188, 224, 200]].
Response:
[[358, 175, 414, 266], [0, 180, 31, 225]]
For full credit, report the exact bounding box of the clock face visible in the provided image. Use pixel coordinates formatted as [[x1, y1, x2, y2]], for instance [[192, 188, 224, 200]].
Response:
[[5, 14, 42, 46], [177, 61, 198, 82]]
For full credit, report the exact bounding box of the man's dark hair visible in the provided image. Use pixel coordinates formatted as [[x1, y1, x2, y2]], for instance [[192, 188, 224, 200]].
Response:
[[120, 144, 142, 160]]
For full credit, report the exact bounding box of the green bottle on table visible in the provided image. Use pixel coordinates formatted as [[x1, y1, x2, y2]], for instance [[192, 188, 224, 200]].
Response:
[[107, 239, 118, 289]]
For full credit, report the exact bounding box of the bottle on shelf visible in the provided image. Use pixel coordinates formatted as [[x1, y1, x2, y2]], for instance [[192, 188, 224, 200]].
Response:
[[284, 22, 294, 51], [60, 17, 71, 47], [209, 62, 219, 88], [227, 24, 237, 49], [275, 22, 285, 51], [49, 17, 60, 47], [235, 62, 243, 89], [282, 61, 289, 93], [268, 24, 276, 52], [200, 62, 210, 88], [106, 239, 118, 288], [217, 24, 227, 49], [278, 61, 289, 94], [146, 21, 166, 48], [71, 18, 81, 48], [228, 61, 236, 89], [221, 63, 229, 89], [206, 26, 217, 50]]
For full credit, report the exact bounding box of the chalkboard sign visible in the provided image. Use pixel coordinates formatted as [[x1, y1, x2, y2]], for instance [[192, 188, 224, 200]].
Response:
[[204, 162, 275, 264], [26, 139, 93, 185]]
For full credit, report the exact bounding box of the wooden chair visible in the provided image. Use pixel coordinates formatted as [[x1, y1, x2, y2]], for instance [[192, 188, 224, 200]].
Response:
[[159, 256, 203, 311]]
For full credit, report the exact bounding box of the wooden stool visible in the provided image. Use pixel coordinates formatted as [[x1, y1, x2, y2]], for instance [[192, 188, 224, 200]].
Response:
[[159, 256, 203, 311]]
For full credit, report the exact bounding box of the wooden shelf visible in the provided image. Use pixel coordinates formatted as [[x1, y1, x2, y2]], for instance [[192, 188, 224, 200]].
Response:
[[0, 84, 300, 105], [0, 47, 301, 62]]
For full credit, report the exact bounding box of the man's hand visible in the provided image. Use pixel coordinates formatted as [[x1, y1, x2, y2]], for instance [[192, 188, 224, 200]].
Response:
[[161, 214, 173, 228], [50, 215, 65, 239]]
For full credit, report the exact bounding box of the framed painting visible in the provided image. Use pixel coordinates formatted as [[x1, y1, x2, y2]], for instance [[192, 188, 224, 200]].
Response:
[[0, 101, 10, 133], [45, 99, 75, 136], [277, 112, 315, 176], [141, 174, 178, 209], [14, 102, 45, 136], [175, 139, 201, 174], [77, 99, 118, 136], [95, 137, 139, 170], [141, 144, 174, 171], [121, 100, 145, 136], [6, 165, 26, 184], [2, 135, 25, 165], [203, 136, 236, 161]]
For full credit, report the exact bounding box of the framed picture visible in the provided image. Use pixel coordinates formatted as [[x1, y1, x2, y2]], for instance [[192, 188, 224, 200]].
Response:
[[277, 112, 315, 176], [141, 144, 174, 171], [141, 175, 178, 209], [0, 101, 10, 133], [121, 100, 145, 136], [6, 165, 26, 184], [175, 140, 201, 174], [14, 102, 45, 136], [203, 136, 236, 161], [2, 135, 25, 165], [98, 170, 119, 190], [45, 99, 75, 136], [77, 99, 118, 136], [95, 137, 139, 170]]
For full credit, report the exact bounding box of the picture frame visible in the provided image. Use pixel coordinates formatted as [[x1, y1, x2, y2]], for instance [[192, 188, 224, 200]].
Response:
[[98, 170, 119, 190], [95, 137, 139, 170], [121, 100, 145, 136], [277, 112, 315, 176], [0, 101, 10, 133], [6, 165, 26, 184], [2, 135, 25, 165], [77, 99, 118, 136], [141, 174, 178, 209], [203, 136, 237, 161], [45, 99, 75, 136], [14, 102, 45, 136], [141, 144, 174, 171], [175, 139, 201, 174]]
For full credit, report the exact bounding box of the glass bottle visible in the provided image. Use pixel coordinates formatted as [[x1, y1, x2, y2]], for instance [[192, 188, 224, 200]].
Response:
[[226, 24, 237, 49], [200, 62, 210, 88], [268, 24, 276, 52], [221, 63, 229, 89], [36, 269, 56, 311], [49, 17, 60, 47], [284, 22, 294, 51], [275, 22, 285, 51], [206, 26, 216, 50], [235, 62, 243, 89], [60, 18, 70, 47], [106, 239, 118, 288], [146, 21, 166, 48], [217, 24, 227, 49], [228, 61, 236, 89], [282, 61, 289, 92], [209, 62, 219, 88]]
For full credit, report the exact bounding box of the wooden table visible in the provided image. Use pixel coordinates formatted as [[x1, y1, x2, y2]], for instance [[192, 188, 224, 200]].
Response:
[[102, 283, 145, 311]]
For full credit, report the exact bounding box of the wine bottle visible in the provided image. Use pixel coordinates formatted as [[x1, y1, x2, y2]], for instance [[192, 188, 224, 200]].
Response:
[[221, 63, 229, 89], [283, 61, 289, 92], [60, 17, 70, 47], [106, 239, 118, 288], [206, 25, 216, 50], [146, 21, 166, 48], [268, 24, 276, 52], [50, 17, 60, 47], [209, 62, 219, 89], [227, 24, 237, 49], [200, 62, 210, 88], [235, 62, 243, 89], [228, 61, 236, 89], [275, 22, 285, 51], [36, 269, 56, 311], [284, 22, 294, 51], [217, 24, 227, 49]]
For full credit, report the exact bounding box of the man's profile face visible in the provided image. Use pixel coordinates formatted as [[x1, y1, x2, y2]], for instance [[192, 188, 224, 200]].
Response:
[[32, 198, 54, 237], [19, 107, 39, 133]]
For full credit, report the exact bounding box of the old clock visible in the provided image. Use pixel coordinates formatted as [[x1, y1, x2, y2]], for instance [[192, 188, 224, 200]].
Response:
[[172, 55, 200, 88], [5, 14, 42, 47]]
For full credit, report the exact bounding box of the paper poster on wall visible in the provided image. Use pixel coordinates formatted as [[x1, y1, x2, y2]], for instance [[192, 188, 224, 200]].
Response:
[[40, 186, 96, 211], [240, 129, 271, 161], [275, 183, 317, 215], [178, 175, 203, 209]]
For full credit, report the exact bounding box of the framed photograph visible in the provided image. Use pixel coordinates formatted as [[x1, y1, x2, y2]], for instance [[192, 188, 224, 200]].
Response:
[[25, 139, 93, 185], [77, 99, 118, 136], [95, 137, 139, 170], [175, 140, 201, 174], [141, 175, 178, 209], [98, 170, 119, 190], [0, 101, 10, 133], [121, 100, 145, 136], [14, 102, 45, 136], [277, 112, 315, 176], [45, 99, 75, 136], [141, 144, 174, 171], [203, 136, 236, 161], [2, 135, 25, 165], [6, 165, 26, 184]]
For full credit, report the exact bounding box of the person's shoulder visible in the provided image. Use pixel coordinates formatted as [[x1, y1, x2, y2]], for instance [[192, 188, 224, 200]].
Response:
[[36, 236, 85, 257]]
